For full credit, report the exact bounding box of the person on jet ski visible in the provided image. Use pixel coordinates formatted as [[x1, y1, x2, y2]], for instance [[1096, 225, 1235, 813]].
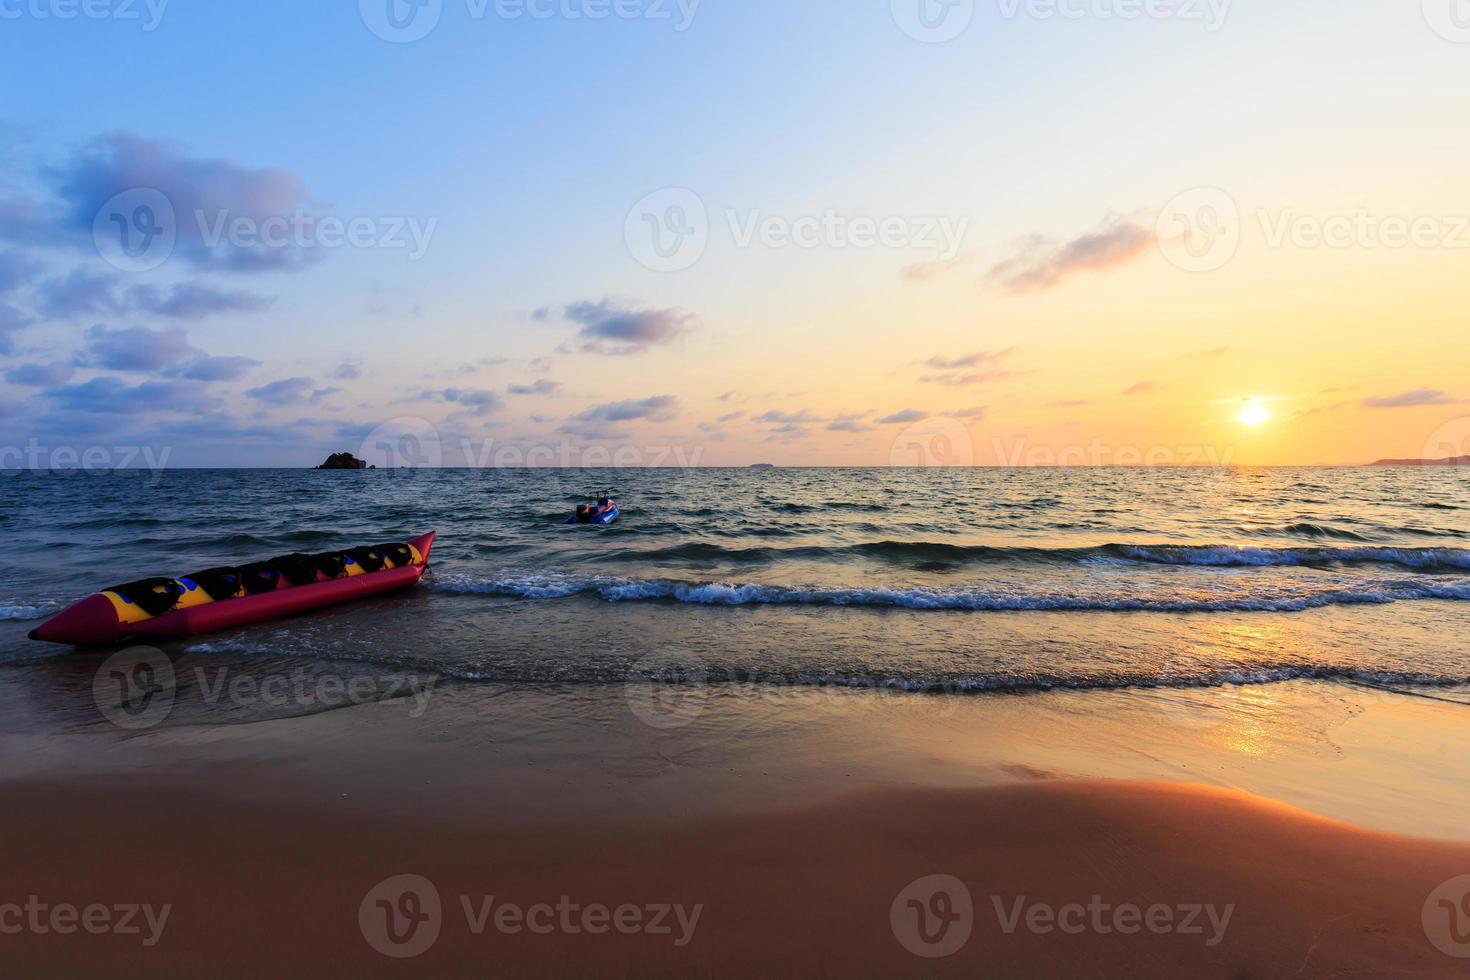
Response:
[[574, 495, 615, 524]]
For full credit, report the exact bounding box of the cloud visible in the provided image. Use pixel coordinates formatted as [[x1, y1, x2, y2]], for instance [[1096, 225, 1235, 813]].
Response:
[[826, 419, 874, 433], [716, 411, 745, 423], [37, 268, 122, 318], [571, 395, 679, 424], [754, 409, 826, 425], [44, 131, 315, 272], [1048, 399, 1092, 407], [716, 390, 738, 402], [5, 361, 75, 386], [902, 255, 968, 283], [0, 248, 42, 296], [246, 376, 317, 405], [332, 362, 361, 380], [920, 369, 1021, 387], [877, 409, 929, 424], [1121, 381, 1158, 396], [1362, 388, 1464, 409], [989, 216, 1153, 293], [1189, 346, 1229, 359], [81, 324, 195, 372], [508, 379, 560, 396], [424, 387, 504, 416], [556, 299, 696, 355], [49, 377, 221, 415], [0, 304, 35, 354], [955, 405, 988, 419], [924, 349, 1015, 370], [178, 355, 261, 381], [126, 282, 271, 320]]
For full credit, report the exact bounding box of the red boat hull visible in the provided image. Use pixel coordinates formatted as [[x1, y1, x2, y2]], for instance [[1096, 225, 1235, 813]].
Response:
[[29, 532, 435, 647]]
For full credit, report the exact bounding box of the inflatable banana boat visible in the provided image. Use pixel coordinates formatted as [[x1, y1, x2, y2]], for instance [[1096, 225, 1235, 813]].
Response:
[[28, 532, 435, 646]]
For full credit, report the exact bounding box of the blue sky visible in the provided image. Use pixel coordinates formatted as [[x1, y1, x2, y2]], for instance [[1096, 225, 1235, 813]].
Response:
[[1, 1, 1468, 466]]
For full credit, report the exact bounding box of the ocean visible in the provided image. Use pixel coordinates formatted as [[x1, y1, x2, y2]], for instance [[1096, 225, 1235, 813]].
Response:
[[1, 466, 1468, 702]]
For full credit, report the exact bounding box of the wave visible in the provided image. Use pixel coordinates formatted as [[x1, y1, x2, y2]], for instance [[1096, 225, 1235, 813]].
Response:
[[596, 540, 1470, 573], [0, 603, 56, 621], [432, 572, 1470, 613]]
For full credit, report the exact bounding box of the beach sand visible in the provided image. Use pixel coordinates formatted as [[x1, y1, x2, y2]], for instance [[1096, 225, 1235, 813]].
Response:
[[4, 775, 1469, 977], [3, 675, 1469, 976]]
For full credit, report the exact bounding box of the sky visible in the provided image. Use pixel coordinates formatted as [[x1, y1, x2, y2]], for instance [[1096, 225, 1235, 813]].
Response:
[[0, 0, 1467, 467]]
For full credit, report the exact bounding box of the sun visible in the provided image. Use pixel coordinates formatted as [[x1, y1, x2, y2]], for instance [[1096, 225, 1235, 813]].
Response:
[[1237, 403, 1271, 428]]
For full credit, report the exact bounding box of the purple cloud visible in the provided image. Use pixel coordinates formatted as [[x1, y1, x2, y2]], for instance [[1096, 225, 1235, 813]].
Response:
[[557, 299, 696, 355], [247, 376, 317, 405], [1362, 389, 1464, 409], [508, 379, 560, 396], [49, 377, 221, 415], [571, 395, 678, 424], [46, 132, 315, 272], [1121, 381, 1158, 396], [82, 324, 195, 372], [126, 282, 271, 319], [5, 361, 75, 386], [178, 355, 261, 381], [924, 349, 1016, 370], [989, 216, 1153, 293], [877, 409, 929, 424]]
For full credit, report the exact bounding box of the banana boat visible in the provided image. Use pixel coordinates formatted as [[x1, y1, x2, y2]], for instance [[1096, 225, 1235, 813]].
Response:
[[28, 532, 435, 646]]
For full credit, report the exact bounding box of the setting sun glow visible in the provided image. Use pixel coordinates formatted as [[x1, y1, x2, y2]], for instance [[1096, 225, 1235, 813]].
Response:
[[1237, 404, 1272, 428]]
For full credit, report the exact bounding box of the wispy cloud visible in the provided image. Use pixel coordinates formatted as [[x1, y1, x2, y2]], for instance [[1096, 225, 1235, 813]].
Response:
[[989, 215, 1152, 293], [1362, 388, 1464, 409], [1121, 381, 1158, 396], [877, 409, 929, 424]]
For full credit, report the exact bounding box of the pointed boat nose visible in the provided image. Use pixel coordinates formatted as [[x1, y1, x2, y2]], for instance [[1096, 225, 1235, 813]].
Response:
[[28, 593, 122, 646], [407, 531, 436, 565]]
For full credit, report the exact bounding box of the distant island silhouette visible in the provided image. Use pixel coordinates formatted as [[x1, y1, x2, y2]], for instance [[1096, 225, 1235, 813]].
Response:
[[316, 452, 373, 470], [1369, 455, 1470, 466]]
